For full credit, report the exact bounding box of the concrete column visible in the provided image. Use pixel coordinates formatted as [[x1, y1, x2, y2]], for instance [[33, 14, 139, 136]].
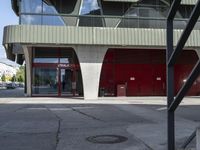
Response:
[[74, 46, 107, 100], [23, 46, 32, 97], [197, 127, 200, 150]]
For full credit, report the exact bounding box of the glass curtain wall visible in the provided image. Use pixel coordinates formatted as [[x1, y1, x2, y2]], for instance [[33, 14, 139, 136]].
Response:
[[20, 0, 65, 25], [19, 0, 200, 29], [79, 0, 104, 27]]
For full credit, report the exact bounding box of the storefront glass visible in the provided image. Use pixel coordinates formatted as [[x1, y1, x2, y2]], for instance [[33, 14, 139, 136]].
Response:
[[32, 47, 83, 96], [32, 68, 58, 95]]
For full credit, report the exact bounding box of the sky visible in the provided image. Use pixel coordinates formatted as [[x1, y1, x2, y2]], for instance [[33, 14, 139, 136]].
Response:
[[0, 0, 18, 65]]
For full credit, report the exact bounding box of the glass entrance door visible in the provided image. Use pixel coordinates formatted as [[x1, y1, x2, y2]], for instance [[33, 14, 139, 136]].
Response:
[[60, 68, 73, 96]]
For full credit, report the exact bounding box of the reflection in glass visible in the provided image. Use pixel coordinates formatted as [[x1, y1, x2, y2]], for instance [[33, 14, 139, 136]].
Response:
[[61, 69, 72, 95], [19, 0, 200, 29], [60, 58, 70, 64], [32, 68, 58, 94], [21, 0, 42, 13], [79, 0, 103, 27], [42, 2, 65, 26], [42, 15, 65, 26], [43, 1, 57, 14], [21, 15, 42, 25], [34, 58, 59, 63], [80, 0, 100, 15], [44, 0, 77, 14], [119, 7, 167, 28]]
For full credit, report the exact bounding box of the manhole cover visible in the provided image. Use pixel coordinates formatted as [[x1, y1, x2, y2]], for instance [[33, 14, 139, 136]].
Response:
[[86, 135, 128, 144]]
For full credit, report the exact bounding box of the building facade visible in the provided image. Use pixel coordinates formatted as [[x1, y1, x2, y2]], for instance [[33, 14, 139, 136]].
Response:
[[2, 0, 200, 99]]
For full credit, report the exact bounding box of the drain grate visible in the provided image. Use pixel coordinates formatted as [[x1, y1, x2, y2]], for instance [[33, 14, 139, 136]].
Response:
[[86, 135, 128, 144]]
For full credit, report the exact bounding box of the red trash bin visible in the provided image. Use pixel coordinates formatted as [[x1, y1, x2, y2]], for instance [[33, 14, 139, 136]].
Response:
[[117, 84, 126, 96]]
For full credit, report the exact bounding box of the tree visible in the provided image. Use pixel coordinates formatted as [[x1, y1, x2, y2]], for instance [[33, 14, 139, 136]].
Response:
[[16, 66, 25, 83], [11, 75, 16, 82], [1, 74, 6, 82], [18, 75, 23, 82]]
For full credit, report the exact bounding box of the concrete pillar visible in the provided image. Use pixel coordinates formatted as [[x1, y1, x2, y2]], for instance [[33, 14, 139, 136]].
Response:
[[74, 46, 107, 100], [23, 46, 32, 97], [197, 127, 200, 150]]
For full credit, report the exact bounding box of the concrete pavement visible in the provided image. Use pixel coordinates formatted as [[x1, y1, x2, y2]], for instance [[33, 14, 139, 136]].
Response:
[[0, 89, 200, 149]]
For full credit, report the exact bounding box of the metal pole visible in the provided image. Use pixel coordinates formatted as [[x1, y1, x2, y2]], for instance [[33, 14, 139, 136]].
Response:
[[167, 19, 175, 150]]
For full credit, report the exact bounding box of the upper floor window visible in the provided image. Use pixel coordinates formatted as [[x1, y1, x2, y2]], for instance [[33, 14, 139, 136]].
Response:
[[21, 0, 42, 13], [80, 0, 100, 15], [20, 0, 65, 26]]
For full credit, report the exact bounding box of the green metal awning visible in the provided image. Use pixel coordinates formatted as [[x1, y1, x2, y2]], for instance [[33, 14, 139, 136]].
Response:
[[3, 25, 200, 48], [103, 0, 139, 2], [103, 0, 197, 5], [181, 0, 197, 5]]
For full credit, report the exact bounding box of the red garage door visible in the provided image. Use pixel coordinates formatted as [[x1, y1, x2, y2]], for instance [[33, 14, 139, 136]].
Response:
[[99, 49, 199, 96]]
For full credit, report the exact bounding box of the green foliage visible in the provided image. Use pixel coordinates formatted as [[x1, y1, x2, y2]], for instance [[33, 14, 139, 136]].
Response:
[[11, 75, 16, 82], [1, 74, 6, 82], [16, 66, 25, 83]]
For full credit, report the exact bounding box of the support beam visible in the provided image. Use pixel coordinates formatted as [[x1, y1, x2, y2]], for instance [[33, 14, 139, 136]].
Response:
[[168, 0, 200, 66], [167, 19, 175, 150], [169, 60, 200, 112], [167, 0, 181, 20]]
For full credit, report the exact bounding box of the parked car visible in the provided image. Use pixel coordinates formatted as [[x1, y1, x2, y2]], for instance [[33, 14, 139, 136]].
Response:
[[6, 82, 16, 89], [19, 83, 24, 88], [0, 82, 6, 88]]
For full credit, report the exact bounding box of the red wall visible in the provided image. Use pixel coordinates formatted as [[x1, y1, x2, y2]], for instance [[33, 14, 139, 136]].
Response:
[[99, 49, 200, 96]]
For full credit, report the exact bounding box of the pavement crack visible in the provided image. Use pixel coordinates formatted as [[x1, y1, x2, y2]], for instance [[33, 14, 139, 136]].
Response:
[[44, 106, 62, 150], [55, 119, 61, 150], [71, 107, 104, 122], [132, 134, 154, 150]]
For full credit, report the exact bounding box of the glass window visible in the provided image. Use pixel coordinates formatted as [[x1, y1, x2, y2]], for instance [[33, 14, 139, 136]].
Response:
[[42, 15, 65, 26], [32, 68, 58, 94], [60, 58, 70, 64], [60, 49, 78, 64], [79, 0, 103, 27], [80, 0, 100, 15], [32, 48, 79, 64], [118, 7, 166, 28], [33, 48, 59, 63], [21, 0, 42, 13], [47, 0, 77, 14], [42, 1, 65, 26], [42, 1, 57, 14], [20, 15, 42, 25], [34, 58, 59, 63]]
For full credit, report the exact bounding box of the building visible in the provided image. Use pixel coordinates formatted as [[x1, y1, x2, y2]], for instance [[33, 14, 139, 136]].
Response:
[[2, 0, 200, 99], [0, 63, 17, 79]]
